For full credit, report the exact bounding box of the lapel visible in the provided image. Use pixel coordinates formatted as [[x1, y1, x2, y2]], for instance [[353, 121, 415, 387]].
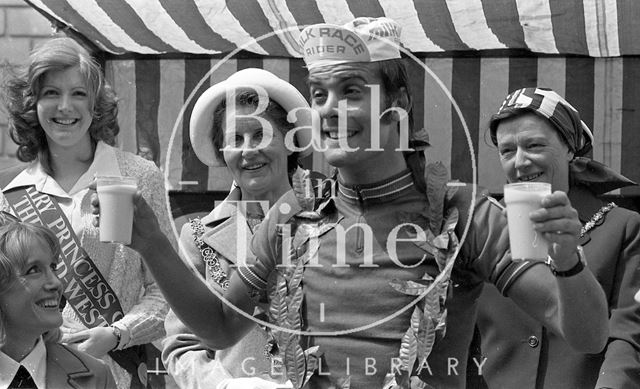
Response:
[[569, 185, 603, 246], [45, 342, 94, 389], [200, 188, 260, 265]]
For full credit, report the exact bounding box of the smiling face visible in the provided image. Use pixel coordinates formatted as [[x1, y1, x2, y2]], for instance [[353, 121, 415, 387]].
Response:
[[308, 63, 401, 174], [36, 66, 93, 153], [221, 104, 292, 200], [0, 240, 62, 342], [495, 112, 573, 192]]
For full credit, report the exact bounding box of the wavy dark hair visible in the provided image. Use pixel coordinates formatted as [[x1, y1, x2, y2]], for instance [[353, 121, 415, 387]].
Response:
[[2, 37, 119, 171], [211, 90, 299, 174]]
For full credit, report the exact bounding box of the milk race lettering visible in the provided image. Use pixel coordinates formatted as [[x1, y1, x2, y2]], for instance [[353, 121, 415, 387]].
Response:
[[301, 27, 366, 57], [3, 186, 124, 327]]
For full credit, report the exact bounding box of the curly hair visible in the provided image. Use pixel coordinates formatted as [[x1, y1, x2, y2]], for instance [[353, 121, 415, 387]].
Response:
[[0, 218, 62, 347], [211, 90, 299, 174], [1, 37, 119, 168]]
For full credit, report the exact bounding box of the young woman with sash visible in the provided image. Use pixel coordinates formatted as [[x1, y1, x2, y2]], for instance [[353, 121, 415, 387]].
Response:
[[0, 37, 176, 389]]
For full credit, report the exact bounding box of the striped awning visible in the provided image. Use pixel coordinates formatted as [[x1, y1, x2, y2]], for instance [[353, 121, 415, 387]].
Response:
[[26, 0, 639, 57], [109, 55, 640, 196]]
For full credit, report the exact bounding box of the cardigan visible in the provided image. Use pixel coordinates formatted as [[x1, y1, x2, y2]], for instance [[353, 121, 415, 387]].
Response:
[[0, 142, 176, 389]]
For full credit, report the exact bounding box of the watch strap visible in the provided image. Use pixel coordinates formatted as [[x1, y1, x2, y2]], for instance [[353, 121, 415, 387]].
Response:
[[550, 246, 586, 277]]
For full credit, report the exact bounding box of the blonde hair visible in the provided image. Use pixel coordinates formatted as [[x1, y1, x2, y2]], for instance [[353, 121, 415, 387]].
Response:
[[0, 219, 61, 347]]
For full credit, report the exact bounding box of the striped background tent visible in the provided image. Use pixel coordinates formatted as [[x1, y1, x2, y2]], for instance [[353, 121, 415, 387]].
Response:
[[25, 0, 640, 197]]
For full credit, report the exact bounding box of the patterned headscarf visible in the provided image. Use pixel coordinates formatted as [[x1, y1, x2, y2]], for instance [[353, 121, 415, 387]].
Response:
[[489, 87, 636, 194]]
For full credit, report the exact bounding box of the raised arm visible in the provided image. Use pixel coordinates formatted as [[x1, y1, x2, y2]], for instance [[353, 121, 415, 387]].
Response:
[[506, 191, 608, 353], [92, 191, 257, 349]]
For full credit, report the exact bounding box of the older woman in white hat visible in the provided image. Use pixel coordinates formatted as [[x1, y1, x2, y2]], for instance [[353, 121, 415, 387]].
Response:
[[161, 68, 311, 389]]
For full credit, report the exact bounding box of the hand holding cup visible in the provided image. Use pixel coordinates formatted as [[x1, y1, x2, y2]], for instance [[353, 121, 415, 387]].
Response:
[[91, 180, 165, 254]]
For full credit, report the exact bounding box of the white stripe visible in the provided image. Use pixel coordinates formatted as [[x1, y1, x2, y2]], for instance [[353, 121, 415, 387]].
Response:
[[65, 0, 159, 54], [105, 60, 137, 153], [424, 58, 453, 172], [123, 0, 217, 54], [584, 0, 602, 56], [592, 58, 623, 193], [515, 0, 558, 54], [263, 58, 290, 83], [257, 0, 304, 56], [378, 0, 443, 52], [446, 0, 506, 50], [314, 0, 354, 24], [603, 0, 620, 56], [194, 0, 268, 55], [537, 58, 566, 97], [206, 59, 236, 192], [478, 58, 510, 193], [584, 0, 620, 57], [158, 60, 185, 190]]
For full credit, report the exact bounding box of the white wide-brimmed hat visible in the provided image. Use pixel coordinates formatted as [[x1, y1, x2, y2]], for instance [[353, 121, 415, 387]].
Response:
[[189, 68, 313, 167]]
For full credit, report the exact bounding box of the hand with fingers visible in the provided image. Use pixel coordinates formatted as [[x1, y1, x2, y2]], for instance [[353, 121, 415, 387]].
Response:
[[61, 326, 119, 358], [529, 191, 582, 270]]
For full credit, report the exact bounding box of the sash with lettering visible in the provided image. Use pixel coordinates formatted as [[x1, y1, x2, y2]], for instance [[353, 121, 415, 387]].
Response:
[[3, 184, 159, 389]]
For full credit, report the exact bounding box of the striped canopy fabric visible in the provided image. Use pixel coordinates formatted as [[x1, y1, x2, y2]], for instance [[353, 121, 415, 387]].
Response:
[[107, 55, 640, 196], [26, 0, 638, 57], [24, 0, 640, 197]]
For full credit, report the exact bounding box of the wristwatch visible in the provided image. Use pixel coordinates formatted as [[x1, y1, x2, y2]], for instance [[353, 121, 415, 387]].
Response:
[[110, 325, 122, 351], [549, 246, 586, 277]]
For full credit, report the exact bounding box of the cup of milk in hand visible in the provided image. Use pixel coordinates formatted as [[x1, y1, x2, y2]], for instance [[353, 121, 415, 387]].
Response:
[[503, 182, 552, 261], [96, 175, 137, 245]]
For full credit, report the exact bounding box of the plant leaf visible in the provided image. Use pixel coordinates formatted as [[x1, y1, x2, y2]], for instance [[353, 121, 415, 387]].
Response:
[[291, 168, 315, 212], [389, 279, 434, 296], [425, 162, 449, 234], [284, 342, 306, 388]]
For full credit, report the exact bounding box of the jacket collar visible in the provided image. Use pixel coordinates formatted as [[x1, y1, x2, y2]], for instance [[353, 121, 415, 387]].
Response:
[[45, 342, 94, 389], [3, 141, 121, 197], [199, 187, 268, 265], [569, 185, 606, 246]]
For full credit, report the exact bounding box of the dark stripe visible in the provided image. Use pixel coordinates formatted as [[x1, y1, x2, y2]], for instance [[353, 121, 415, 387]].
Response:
[[621, 57, 640, 196], [182, 59, 212, 192], [158, 0, 236, 53], [237, 58, 264, 71], [451, 57, 481, 183], [549, 0, 588, 55], [98, 0, 175, 52], [508, 57, 538, 93], [414, 0, 470, 51], [286, 0, 324, 29], [288, 58, 314, 170], [406, 58, 425, 141], [32, 0, 123, 53], [289, 58, 310, 101], [481, 0, 526, 49], [495, 260, 542, 295], [617, 1, 640, 55], [564, 57, 594, 152], [226, 0, 290, 56], [135, 59, 161, 166], [346, 0, 385, 18]]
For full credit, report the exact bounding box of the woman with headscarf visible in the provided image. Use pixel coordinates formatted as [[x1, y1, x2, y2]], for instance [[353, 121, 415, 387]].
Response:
[[476, 87, 640, 389]]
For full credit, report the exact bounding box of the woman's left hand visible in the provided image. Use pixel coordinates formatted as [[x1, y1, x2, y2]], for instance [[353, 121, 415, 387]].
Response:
[[529, 191, 582, 269], [62, 327, 118, 358]]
